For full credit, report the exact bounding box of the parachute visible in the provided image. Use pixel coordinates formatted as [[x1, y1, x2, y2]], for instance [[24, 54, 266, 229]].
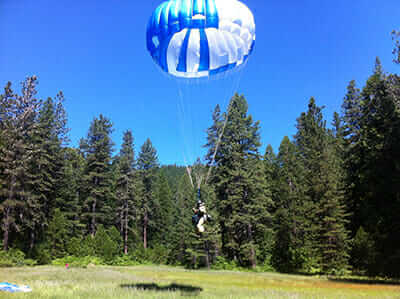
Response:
[[146, 0, 256, 78], [0, 282, 32, 293]]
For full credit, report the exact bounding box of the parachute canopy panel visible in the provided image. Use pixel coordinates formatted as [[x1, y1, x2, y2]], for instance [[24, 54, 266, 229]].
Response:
[[147, 0, 256, 78]]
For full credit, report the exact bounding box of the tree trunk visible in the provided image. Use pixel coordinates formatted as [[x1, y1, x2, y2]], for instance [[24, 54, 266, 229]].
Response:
[[248, 223, 256, 269], [213, 241, 219, 263], [120, 211, 123, 237], [4, 175, 16, 252], [124, 204, 128, 255], [30, 230, 35, 252], [143, 210, 148, 249], [91, 199, 97, 237], [192, 255, 197, 268], [205, 240, 210, 269], [3, 207, 10, 251]]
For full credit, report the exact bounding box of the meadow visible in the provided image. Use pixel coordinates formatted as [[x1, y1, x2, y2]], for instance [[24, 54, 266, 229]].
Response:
[[1, 266, 400, 298]]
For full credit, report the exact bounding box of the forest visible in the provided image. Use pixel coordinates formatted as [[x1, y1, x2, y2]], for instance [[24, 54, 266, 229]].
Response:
[[1, 42, 400, 278]]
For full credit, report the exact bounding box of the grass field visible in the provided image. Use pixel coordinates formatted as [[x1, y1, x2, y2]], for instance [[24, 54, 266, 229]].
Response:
[[1, 265, 400, 298]]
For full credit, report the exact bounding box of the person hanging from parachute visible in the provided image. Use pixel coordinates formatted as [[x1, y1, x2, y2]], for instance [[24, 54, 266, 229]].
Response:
[[146, 0, 256, 233], [192, 188, 212, 233]]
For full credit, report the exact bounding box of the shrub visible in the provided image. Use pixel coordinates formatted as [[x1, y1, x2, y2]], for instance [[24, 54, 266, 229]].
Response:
[[33, 242, 52, 265], [127, 245, 166, 265], [0, 249, 37, 267], [93, 225, 121, 262], [52, 256, 104, 268], [351, 226, 377, 275], [255, 257, 275, 273], [112, 255, 140, 266], [211, 256, 240, 271]]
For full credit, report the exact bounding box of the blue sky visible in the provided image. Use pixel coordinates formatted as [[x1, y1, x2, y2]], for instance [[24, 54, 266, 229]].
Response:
[[1, 0, 399, 165]]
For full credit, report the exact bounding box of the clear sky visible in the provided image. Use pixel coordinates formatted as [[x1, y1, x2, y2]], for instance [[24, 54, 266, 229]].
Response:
[[1, 0, 399, 165]]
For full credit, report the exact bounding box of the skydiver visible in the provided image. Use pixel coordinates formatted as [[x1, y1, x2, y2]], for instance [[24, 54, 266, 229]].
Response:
[[192, 189, 211, 233]]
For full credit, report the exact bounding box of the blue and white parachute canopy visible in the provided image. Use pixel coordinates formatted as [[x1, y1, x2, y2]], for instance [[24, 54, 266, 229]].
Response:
[[147, 0, 256, 78], [0, 282, 32, 293]]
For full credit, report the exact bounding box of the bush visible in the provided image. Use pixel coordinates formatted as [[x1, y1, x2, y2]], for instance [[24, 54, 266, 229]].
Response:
[[112, 255, 140, 266], [33, 242, 52, 265], [129, 245, 169, 265], [211, 256, 240, 271], [255, 257, 275, 273], [351, 226, 377, 275], [0, 249, 37, 267], [52, 256, 104, 268], [93, 226, 121, 262]]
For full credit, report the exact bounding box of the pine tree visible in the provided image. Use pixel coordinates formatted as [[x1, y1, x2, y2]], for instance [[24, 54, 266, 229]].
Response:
[[137, 138, 159, 249], [209, 94, 272, 268], [256, 145, 277, 265], [340, 80, 363, 235], [46, 208, 70, 258], [80, 115, 114, 237], [352, 59, 400, 276], [317, 132, 350, 273], [0, 77, 40, 251], [294, 98, 350, 273], [272, 136, 307, 272], [115, 130, 140, 254], [24, 93, 68, 253], [56, 147, 85, 236]]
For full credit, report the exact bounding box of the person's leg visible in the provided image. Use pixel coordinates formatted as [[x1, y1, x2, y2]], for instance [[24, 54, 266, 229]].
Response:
[[192, 214, 199, 226], [197, 216, 205, 233]]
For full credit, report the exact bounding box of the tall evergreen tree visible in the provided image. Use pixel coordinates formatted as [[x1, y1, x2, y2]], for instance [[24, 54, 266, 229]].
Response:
[[209, 94, 272, 268], [255, 145, 277, 265], [294, 98, 350, 273], [318, 130, 350, 273], [340, 80, 363, 234], [272, 136, 307, 272], [80, 115, 114, 237], [24, 93, 68, 253], [137, 138, 159, 249], [115, 130, 140, 254], [56, 147, 85, 236], [350, 59, 400, 276], [0, 77, 40, 251]]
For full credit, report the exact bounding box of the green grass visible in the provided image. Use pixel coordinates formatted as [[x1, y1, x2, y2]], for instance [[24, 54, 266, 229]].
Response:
[[1, 265, 400, 298]]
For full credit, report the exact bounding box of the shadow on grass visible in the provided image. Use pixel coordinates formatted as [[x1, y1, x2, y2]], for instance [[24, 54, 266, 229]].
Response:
[[328, 277, 400, 286], [121, 283, 203, 296]]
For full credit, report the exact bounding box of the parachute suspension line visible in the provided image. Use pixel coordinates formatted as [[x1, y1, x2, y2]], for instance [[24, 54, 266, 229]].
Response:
[[204, 99, 233, 185], [186, 165, 195, 188], [177, 79, 202, 189], [195, 170, 204, 190], [178, 67, 247, 189], [177, 80, 195, 167], [204, 67, 246, 185]]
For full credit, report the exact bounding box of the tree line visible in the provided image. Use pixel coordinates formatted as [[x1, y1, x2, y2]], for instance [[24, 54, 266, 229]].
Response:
[[0, 56, 399, 277]]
